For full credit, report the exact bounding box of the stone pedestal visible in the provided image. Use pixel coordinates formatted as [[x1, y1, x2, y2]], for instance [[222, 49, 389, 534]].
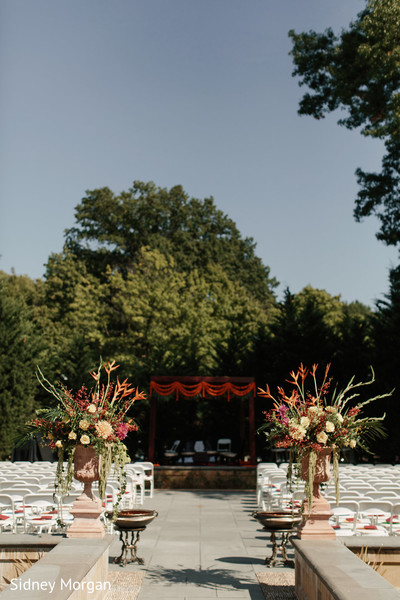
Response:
[[67, 493, 105, 538], [66, 444, 105, 538], [297, 485, 336, 539], [297, 448, 336, 540]]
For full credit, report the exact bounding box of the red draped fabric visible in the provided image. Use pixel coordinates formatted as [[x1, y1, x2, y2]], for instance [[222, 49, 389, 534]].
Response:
[[150, 380, 256, 402]]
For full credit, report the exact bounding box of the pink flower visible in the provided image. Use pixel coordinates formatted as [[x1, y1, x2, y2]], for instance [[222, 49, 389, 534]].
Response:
[[277, 405, 289, 426], [116, 422, 129, 440]]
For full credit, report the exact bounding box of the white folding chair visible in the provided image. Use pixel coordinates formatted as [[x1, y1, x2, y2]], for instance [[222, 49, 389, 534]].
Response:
[[22, 494, 58, 534], [163, 440, 181, 463], [7, 483, 42, 493], [58, 493, 81, 530], [256, 464, 280, 506], [365, 491, 400, 500], [126, 466, 145, 505], [217, 438, 237, 463], [0, 494, 16, 533], [356, 500, 393, 535], [329, 501, 359, 536], [134, 462, 154, 498], [388, 502, 400, 535], [334, 490, 364, 501]]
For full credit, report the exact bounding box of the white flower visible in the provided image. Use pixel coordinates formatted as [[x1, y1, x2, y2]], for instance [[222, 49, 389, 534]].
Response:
[[68, 431, 77, 440], [291, 425, 306, 440], [79, 419, 90, 430], [80, 434, 90, 445], [325, 406, 335, 413], [349, 439, 356, 448], [87, 404, 96, 414], [316, 431, 328, 444], [336, 413, 344, 423], [308, 406, 318, 413], [300, 416, 310, 428], [55, 440, 63, 448], [95, 420, 113, 440], [325, 421, 335, 433]]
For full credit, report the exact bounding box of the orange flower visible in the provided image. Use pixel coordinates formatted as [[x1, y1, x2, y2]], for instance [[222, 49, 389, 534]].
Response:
[[257, 384, 273, 399], [311, 364, 318, 376], [298, 363, 308, 382], [104, 360, 119, 375]]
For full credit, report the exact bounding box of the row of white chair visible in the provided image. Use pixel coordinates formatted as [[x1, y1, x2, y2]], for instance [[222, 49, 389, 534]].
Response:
[[0, 460, 154, 499], [329, 500, 400, 537], [0, 492, 80, 535], [0, 460, 155, 535], [256, 462, 400, 510]]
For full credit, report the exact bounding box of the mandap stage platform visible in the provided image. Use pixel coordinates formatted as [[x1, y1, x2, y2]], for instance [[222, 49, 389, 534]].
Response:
[[154, 465, 256, 489]]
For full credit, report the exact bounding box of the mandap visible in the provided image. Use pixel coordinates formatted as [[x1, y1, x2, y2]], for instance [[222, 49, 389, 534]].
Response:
[[148, 375, 256, 464]]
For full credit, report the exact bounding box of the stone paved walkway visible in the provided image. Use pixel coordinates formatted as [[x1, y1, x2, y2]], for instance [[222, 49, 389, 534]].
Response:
[[108, 490, 295, 600]]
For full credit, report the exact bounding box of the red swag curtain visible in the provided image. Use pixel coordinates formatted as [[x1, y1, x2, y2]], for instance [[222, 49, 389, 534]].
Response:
[[150, 380, 256, 402]]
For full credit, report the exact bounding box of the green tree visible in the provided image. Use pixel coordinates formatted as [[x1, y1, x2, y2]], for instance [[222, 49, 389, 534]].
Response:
[[102, 247, 271, 383], [63, 180, 277, 304], [289, 0, 400, 250], [334, 300, 375, 382], [373, 268, 400, 379], [267, 286, 344, 377], [0, 275, 40, 458], [42, 251, 108, 389], [260, 286, 374, 386]]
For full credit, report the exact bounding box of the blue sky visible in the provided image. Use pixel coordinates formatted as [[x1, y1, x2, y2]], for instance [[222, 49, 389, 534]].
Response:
[[1, 0, 397, 307]]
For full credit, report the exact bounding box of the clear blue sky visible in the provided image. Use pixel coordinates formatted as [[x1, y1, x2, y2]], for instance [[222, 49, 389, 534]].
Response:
[[1, 0, 397, 307]]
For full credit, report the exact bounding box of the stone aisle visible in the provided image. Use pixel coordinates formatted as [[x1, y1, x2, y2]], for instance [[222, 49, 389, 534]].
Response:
[[108, 490, 296, 600]]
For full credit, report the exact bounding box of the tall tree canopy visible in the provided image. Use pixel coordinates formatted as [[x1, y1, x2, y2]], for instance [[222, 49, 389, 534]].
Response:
[[0, 274, 41, 458], [289, 0, 400, 250], [43, 180, 279, 389], [63, 180, 277, 304]]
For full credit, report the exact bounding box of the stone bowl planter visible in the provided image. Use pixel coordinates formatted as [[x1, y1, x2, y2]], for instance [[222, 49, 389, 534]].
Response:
[[252, 510, 301, 531], [106, 509, 158, 530]]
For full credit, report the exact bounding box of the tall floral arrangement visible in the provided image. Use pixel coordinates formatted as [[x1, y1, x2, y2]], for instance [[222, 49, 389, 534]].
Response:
[[258, 364, 389, 507], [21, 360, 145, 507]]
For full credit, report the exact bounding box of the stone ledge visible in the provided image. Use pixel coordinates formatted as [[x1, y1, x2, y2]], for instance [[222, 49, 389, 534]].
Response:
[[341, 536, 400, 589], [0, 535, 114, 599], [342, 536, 400, 550], [292, 538, 400, 600], [0, 534, 63, 550]]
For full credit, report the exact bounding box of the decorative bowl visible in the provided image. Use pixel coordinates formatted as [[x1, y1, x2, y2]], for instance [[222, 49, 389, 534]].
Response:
[[106, 509, 158, 530], [251, 510, 301, 530]]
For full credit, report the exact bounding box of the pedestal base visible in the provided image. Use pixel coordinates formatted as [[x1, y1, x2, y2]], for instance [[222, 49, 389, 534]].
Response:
[[66, 493, 105, 538], [264, 529, 294, 567], [297, 494, 336, 540], [114, 528, 146, 566]]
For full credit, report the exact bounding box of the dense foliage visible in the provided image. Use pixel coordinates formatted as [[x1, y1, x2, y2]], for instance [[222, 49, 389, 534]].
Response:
[[289, 0, 400, 252], [1, 179, 399, 461]]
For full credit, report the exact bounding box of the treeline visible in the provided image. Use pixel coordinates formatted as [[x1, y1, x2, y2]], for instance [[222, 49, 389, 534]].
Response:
[[1, 181, 398, 461]]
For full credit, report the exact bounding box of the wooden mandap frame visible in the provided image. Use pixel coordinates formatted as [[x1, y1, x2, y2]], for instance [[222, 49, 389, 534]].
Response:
[[148, 375, 256, 464]]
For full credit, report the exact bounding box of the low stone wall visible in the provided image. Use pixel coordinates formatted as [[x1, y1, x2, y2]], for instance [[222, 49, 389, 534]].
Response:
[[292, 537, 400, 600], [0, 536, 56, 593], [155, 465, 256, 489], [343, 537, 400, 589], [0, 534, 113, 599]]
